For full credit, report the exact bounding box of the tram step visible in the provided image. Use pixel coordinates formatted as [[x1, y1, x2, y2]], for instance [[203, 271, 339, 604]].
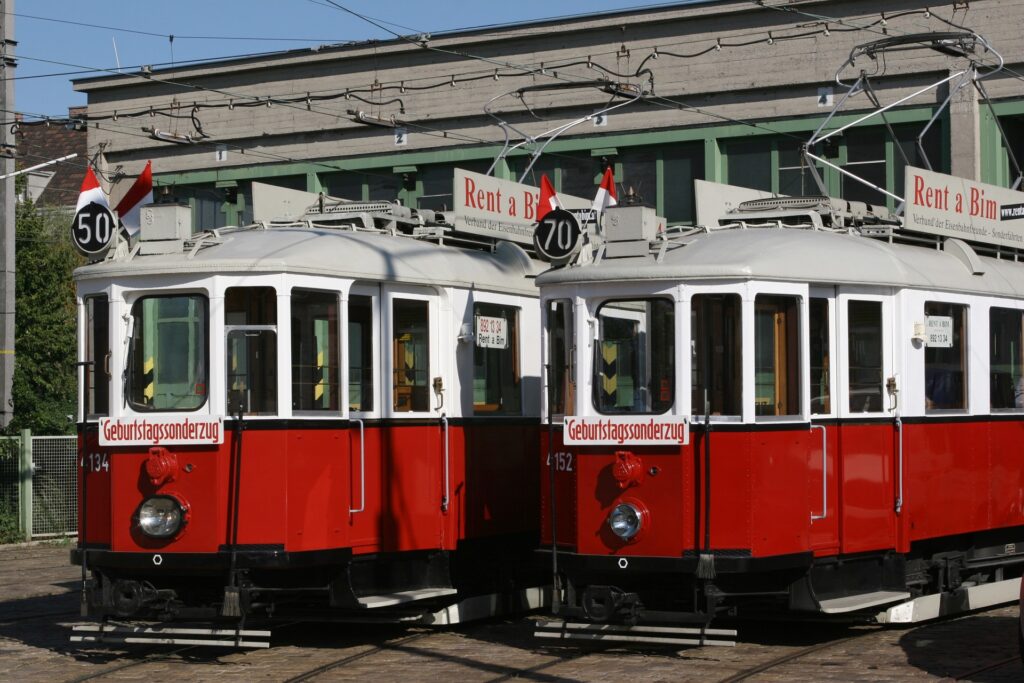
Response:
[[818, 590, 911, 614], [534, 620, 737, 647], [356, 587, 458, 609], [70, 623, 271, 648], [875, 576, 1021, 624]]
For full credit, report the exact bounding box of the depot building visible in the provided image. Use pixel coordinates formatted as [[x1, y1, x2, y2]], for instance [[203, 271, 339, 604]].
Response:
[[73, 0, 1024, 230]]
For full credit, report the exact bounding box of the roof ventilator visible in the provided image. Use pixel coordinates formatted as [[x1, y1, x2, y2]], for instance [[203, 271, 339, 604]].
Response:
[[138, 203, 192, 255]]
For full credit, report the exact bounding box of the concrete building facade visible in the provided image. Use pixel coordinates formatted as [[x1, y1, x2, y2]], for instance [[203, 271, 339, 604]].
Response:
[[72, 0, 1024, 230]]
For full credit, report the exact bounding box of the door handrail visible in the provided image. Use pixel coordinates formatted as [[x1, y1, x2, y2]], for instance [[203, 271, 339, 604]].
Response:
[[810, 424, 827, 521], [440, 415, 450, 513], [349, 418, 365, 514]]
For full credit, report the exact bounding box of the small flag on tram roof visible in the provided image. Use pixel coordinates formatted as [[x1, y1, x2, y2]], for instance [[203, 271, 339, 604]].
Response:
[[115, 160, 154, 236], [538, 173, 561, 221], [75, 167, 109, 212], [592, 166, 618, 213]]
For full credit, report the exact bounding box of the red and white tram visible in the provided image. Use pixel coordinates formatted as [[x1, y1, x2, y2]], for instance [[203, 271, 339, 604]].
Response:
[[536, 195, 1024, 643], [72, 190, 542, 643]]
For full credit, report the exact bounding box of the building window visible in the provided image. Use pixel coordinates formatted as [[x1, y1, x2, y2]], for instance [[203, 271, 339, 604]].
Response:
[[663, 143, 704, 224], [725, 138, 772, 192], [924, 302, 967, 412], [754, 295, 801, 417], [593, 299, 674, 414], [990, 307, 1023, 410], [291, 290, 339, 412], [84, 295, 109, 417], [349, 295, 374, 412], [226, 287, 277, 415], [692, 294, 742, 416], [847, 300, 883, 412], [392, 299, 429, 412], [473, 303, 521, 415], [128, 294, 208, 412]]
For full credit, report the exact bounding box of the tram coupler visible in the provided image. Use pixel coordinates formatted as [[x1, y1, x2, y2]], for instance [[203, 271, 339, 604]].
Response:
[[579, 585, 642, 624]]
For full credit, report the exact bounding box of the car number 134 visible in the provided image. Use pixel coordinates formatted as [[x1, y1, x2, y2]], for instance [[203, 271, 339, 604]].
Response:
[[546, 451, 574, 472]]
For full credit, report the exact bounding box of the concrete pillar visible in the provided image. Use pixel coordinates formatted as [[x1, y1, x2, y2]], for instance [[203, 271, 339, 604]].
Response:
[[949, 67, 981, 182]]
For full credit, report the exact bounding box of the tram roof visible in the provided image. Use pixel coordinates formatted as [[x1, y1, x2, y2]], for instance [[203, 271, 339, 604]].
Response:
[[536, 228, 1024, 298], [74, 226, 541, 295]]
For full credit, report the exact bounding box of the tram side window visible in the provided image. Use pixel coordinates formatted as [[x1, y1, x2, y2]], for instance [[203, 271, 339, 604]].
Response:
[[593, 299, 674, 414], [226, 287, 277, 415], [84, 296, 109, 417], [349, 295, 374, 412], [393, 299, 429, 412], [692, 294, 741, 416], [990, 308, 1024, 410], [128, 295, 208, 412], [291, 290, 339, 413], [847, 300, 883, 412], [754, 295, 801, 417], [809, 298, 831, 414], [924, 302, 967, 412], [547, 300, 573, 415], [473, 303, 521, 415]]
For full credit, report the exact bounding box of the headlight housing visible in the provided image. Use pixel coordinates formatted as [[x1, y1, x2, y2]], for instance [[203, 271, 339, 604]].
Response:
[[608, 502, 643, 541], [136, 495, 187, 539]]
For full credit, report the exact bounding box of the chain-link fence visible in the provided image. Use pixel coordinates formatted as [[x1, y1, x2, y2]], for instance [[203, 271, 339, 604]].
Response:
[[0, 432, 77, 542], [31, 436, 77, 538]]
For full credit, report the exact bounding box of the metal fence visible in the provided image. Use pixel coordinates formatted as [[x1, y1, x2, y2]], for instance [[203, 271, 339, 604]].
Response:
[[0, 432, 77, 542]]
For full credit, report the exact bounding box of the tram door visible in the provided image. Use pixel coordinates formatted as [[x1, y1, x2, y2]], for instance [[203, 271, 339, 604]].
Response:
[[347, 284, 447, 554], [835, 288, 897, 554], [807, 288, 840, 555]]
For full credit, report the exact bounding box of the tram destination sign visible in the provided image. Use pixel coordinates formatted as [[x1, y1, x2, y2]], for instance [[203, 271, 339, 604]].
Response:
[[904, 166, 1024, 249], [99, 416, 224, 447], [452, 169, 589, 245], [563, 415, 690, 446]]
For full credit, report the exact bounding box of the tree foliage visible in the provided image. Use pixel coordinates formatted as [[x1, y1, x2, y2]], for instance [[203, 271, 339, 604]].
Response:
[[9, 197, 81, 434]]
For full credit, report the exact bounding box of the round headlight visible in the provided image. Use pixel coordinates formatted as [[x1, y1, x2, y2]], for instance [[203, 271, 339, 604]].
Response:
[[137, 495, 185, 538], [608, 503, 642, 541]]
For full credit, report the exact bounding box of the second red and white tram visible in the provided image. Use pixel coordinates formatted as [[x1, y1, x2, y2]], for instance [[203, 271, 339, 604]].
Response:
[[72, 195, 543, 642], [537, 197, 1024, 643]]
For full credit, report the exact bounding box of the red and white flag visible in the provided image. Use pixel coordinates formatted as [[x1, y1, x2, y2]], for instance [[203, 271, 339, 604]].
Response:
[[75, 167, 109, 213], [537, 173, 561, 221], [115, 161, 154, 236], [592, 167, 618, 213]]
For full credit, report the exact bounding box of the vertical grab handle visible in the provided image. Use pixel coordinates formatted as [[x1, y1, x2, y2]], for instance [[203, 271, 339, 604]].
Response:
[[349, 418, 365, 514], [810, 424, 827, 521], [440, 415, 450, 513]]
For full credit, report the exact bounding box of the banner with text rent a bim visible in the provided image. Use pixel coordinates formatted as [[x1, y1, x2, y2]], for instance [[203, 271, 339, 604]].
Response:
[[904, 166, 1024, 249], [452, 168, 590, 245]]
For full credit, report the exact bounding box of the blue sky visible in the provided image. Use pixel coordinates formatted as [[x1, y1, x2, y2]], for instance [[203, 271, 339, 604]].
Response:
[[12, 1, 687, 118]]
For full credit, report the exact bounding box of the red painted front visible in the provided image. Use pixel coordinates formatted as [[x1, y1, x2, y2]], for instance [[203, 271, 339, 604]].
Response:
[[79, 420, 538, 558], [540, 419, 1024, 563]]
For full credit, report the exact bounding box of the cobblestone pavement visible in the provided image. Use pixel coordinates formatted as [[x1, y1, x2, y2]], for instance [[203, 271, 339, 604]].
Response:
[[1, 543, 1022, 682]]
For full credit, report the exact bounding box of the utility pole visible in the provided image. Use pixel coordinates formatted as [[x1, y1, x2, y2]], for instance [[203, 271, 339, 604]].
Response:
[[0, 0, 14, 428]]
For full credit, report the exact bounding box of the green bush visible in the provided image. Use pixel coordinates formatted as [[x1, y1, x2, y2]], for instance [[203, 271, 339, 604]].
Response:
[[0, 500, 21, 544]]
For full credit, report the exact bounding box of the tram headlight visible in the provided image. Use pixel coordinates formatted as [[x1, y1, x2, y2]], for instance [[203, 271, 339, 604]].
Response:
[[608, 503, 643, 541], [136, 495, 187, 539]]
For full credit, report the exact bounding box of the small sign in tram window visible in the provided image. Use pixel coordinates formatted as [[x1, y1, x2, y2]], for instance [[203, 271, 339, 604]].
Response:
[[475, 315, 508, 349], [926, 315, 953, 348]]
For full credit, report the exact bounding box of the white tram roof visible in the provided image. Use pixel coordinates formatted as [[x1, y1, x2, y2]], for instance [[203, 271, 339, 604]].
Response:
[[75, 226, 541, 296], [536, 228, 1024, 298]]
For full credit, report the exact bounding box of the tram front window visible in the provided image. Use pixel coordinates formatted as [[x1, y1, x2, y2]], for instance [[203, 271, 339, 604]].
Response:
[[392, 299, 429, 412], [593, 299, 674, 414], [84, 295, 110, 417], [924, 301, 967, 412], [226, 287, 277, 415], [546, 300, 573, 416], [847, 300, 883, 412], [754, 295, 801, 417], [692, 294, 742, 416], [291, 290, 339, 412], [127, 294, 208, 411]]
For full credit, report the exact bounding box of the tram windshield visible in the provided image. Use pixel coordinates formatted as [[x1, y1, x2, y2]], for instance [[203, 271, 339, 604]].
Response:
[[592, 298, 674, 414], [127, 294, 208, 411]]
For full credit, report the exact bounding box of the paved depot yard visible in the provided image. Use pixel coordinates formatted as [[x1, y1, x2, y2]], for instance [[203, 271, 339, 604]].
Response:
[[1, 543, 1022, 681]]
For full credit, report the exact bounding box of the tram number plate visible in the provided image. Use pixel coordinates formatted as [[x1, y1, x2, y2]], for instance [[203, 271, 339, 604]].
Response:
[[82, 452, 110, 473], [546, 451, 574, 472]]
